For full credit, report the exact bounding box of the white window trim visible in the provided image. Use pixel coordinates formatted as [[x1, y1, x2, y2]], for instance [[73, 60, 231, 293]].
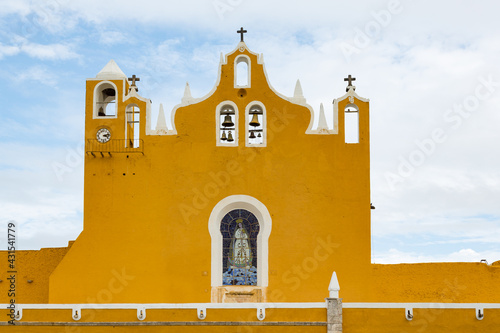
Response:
[[208, 195, 272, 287], [245, 101, 267, 147], [216, 101, 239, 147], [93, 81, 119, 119], [125, 104, 140, 147], [234, 55, 251, 88], [344, 103, 359, 144]]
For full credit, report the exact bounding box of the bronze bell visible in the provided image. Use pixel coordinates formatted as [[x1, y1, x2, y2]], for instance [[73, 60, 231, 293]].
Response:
[[227, 131, 234, 142], [249, 131, 256, 139], [258, 132, 261, 138], [222, 115, 234, 127], [249, 113, 260, 127], [221, 130, 227, 141]]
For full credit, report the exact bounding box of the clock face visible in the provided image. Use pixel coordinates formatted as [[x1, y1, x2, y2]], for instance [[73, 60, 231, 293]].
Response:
[[96, 128, 111, 143]]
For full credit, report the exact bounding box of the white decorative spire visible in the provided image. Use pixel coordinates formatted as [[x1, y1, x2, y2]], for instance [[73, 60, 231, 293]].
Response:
[[181, 82, 193, 105], [328, 271, 340, 298], [155, 104, 168, 133], [96, 59, 127, 79], [317, 103, 329, 132], [291, 79, 306, 104]]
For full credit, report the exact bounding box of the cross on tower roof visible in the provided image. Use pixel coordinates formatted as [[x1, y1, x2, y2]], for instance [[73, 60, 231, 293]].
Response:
[[237, 27, 247, 42], [344, 75, 356, 92], [128, 75, 140, 86]]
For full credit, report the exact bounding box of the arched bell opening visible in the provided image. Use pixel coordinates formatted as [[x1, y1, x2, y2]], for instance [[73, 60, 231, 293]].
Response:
[[245, 102, 266, 147], [94, 82, 118, 118], [344, 103, 359, 144], [217, 102, 238, 147]]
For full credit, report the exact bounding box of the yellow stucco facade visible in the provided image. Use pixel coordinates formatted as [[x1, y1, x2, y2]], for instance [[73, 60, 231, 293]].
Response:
[[1, 37, 499, 332]]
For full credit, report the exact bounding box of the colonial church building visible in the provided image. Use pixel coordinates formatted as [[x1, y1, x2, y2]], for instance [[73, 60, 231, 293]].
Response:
[[1, 30, 499, 332]]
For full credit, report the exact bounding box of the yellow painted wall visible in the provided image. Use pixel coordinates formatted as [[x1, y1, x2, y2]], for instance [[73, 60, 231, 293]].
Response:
[[0, 41, 498, 331], [0, 244, 71, 304], [48, 44, 373, 304]]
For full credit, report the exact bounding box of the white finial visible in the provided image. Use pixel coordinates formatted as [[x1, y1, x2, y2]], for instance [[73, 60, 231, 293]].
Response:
[[328, 271, 340, 298], [318, 103, 329, 132], [156, 104, 168, 133], [294, 79, 303, 98], [96, 59, 127, 79], [292, 79, 306, 104], [182, 82, 193, 105]]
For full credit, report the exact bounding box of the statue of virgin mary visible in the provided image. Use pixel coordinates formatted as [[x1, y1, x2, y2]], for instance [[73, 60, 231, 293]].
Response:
[[230, 220, 252, 269]]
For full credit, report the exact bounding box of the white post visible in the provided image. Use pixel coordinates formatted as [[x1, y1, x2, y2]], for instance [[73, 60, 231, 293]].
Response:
[[326, 271, 342, 333]]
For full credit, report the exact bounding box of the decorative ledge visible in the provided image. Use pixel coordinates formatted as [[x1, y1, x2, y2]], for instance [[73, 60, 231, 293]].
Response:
[[86, 139, 144, 157]]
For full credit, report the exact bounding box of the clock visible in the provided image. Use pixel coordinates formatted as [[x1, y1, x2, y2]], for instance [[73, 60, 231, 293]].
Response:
[[96, 128, 111, 143]]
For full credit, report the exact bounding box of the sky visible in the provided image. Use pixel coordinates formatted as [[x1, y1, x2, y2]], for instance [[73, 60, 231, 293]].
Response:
[[0, 0, 499, 264]]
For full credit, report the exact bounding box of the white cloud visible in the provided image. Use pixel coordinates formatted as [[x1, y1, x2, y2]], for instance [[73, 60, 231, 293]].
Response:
[[13, 66, 58, 86], [99, 31, 128, 46], [20, 41, 79, 60], [0, 43, 21, 59], [373, 248, 500, 264]]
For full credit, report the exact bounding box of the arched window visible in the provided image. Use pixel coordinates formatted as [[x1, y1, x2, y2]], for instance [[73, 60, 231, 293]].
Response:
[[234, 55, 251, 88], [209, 195, 272, 291], [221, 209, 260, 286], [245, 102, 266, 147], [94, 82, 117, 118], [216, 101, 238, 147], [344, 103, 359, 144], [126, 104, 140, 148]]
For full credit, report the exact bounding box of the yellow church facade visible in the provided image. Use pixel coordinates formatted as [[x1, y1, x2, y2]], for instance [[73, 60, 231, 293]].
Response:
[[1, 31, 500, 332]]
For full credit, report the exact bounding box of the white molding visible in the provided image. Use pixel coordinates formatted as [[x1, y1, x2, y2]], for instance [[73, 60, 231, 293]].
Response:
[[9, 302, 500, 311], [245, 101, 267, 147], [9, 302, 326, 310], [342, 303, 500, 309], [215, 101, 239, 147], [332, 86, 369, 136], [168, 52, 225, 135], [168, 43, 319, 136], [234, 55, 251, 88], [10, 302, 500, 309], [208, 195, 272, 287]]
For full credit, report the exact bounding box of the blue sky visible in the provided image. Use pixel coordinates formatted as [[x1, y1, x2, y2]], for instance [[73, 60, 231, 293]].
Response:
[[1, 0, 499, 264]]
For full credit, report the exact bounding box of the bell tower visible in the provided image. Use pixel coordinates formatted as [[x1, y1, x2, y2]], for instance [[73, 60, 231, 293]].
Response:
[[84, 60, 150, 157]]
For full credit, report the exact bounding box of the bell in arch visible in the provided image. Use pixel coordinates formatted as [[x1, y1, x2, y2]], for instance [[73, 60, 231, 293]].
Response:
[[249, 131, 256, 139], [227, 131, 234, 142], [221, 130, 227, 141], [249, 113, 260, 127], [222, 115, 234, 127]]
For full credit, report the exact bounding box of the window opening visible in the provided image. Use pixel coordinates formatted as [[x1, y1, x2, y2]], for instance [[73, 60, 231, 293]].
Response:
[[344, 104, 359, 144], [236, 61, 248, 86], [126, 105, 140, 148], [221, 209, 260, 286], [235, 56, 250, 88]]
